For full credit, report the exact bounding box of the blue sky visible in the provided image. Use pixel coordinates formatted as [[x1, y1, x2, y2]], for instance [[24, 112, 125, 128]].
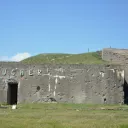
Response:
[[0, 0, 128, 61]]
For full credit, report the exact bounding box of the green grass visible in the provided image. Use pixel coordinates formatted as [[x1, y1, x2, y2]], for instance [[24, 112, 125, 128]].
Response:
[[0, 103, 128, 128], [21, 51, 107, 64]]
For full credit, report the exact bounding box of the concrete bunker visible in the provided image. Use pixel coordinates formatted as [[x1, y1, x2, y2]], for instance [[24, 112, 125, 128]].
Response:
[[0, 62, 126, 104], [123, 79, 128, 104], [7, 80, 18, 105]]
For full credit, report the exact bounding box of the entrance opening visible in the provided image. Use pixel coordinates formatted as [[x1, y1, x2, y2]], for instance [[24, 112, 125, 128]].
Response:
[[7, 83, 18, 105], [123, 79, 128, 104]]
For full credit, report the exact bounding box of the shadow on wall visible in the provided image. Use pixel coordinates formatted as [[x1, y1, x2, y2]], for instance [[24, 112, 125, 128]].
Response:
[[123, 79, 128, 104]]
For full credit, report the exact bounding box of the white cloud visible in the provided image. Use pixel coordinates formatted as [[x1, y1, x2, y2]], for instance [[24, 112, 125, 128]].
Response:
[[0, 56, 10, 61], [0, 52, 31, 62], [10, 53, 31, 61]]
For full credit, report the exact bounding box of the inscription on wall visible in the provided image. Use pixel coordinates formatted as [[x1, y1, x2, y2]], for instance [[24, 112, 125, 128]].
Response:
[[0, 68, 43, 77]]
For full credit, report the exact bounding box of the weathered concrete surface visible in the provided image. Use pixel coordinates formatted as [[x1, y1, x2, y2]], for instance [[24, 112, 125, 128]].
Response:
[[0, 62, 125, 104], [102, 48, 128, 64]]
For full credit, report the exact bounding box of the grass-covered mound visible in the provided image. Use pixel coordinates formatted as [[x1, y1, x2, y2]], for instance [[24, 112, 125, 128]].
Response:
[[22, 51, 106, 64]]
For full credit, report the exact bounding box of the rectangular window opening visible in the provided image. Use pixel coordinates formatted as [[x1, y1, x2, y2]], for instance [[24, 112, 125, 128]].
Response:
[[123, 79, 128, 104]]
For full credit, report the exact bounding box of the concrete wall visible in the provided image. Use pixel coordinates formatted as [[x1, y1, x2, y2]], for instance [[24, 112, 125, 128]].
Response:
[[0, 62, 125, 104], [102, 48, 128, 64]]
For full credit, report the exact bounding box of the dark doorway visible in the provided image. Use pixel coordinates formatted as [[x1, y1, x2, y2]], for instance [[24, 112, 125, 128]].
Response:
[[123, 79, 128, 104], [7, 83, 18, 105]]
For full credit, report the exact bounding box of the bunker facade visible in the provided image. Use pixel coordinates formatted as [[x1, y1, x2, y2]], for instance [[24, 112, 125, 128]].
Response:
[[0, 62, 127, 105]]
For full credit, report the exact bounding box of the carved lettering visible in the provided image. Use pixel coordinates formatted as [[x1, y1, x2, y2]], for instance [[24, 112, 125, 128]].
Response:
[[20, 70, 24, 77], [0, 68, 43, 76], [38, 69, 42, 76], [2, 69, 7, 76], [11, 69, 16, 76], [29, 69, 33, 76]]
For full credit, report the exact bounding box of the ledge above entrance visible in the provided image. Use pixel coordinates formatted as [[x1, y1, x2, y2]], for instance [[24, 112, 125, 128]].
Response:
[[7, 79, 18, 84]]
